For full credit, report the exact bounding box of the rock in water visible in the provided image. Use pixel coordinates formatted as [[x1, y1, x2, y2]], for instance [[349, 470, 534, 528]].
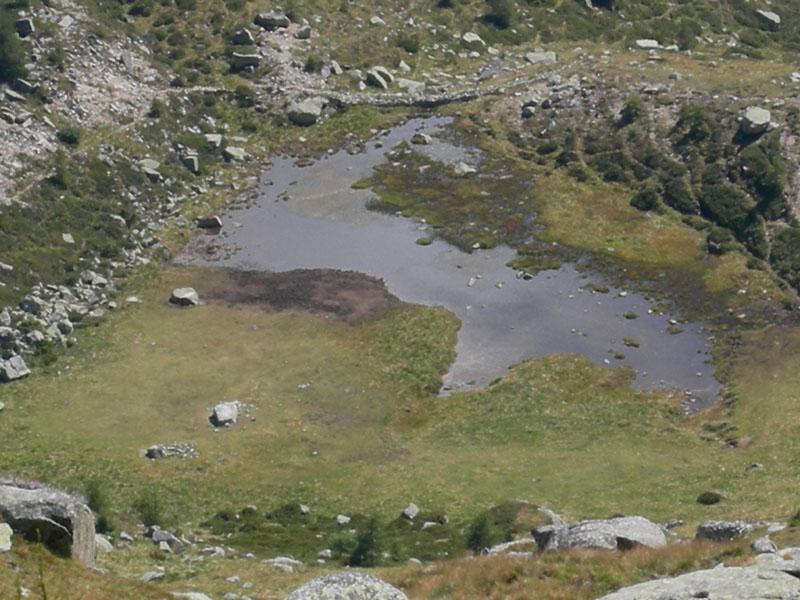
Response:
[[169, 288, 200, 306], [741, 106, 771, 135], [284, 571, 408, 600], [0, 479, 95, 567]]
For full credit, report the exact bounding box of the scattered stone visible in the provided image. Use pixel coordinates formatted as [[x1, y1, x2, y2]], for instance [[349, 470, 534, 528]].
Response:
[[267, 556, 303, 573], [14, 79, 36, 95], [752, 536, 778, 554], [181, 154, 199, 175], [401, 503, 419, 520], [231, 53, 260, 71], [741, 106, 771, 135], [146, 525, 184, 552], [462, 32, 485, 51], [533, 516, 667, 551], [410, 133, 433, 145], [172, 593, 213, 600], [0, 523, 11, 552], [524, 51, 557, 65], [232, 29, 254, 45], [254, 11, 290, 30], [13, 18, 33, 38], [119, 531, 134, 542], [756, 9, 781, 31], [145, 442, 198, 460], [287, 98, 325, 126], [295, 24, 311, 39], [62, 233, 75, 244], [664, 518, 683, 530], [635, 39, 660, 49], [0, 355, 30, 382], [140, 570, 164, 583], [0, 479, 95, 567], [204, 133, 223, 148], [369, 16, 386, 26], [4, 89, 25, 103], [211, 401, 239, 427], [366, 67, 393, 90], [335, 514, 351, 526], [223, 146, 247, 162], [285, 572, 407, 600], [169, 287, 200, 307], [454, 162, 476, 176], [95, 534, 113, 554], [695, 520, 755, 542], [197, 216, 223, 229]]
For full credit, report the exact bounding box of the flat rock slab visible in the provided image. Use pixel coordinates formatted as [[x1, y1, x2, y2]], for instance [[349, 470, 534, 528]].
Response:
[[285, 571, 407, 600], [534, 516, 666, 551]]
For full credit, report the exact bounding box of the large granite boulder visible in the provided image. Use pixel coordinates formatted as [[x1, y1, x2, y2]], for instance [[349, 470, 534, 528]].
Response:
[[0, 479, 95, 567], [533, 516, 666, 551], [284, 571, 407, 600], [596, 564, 800, 599], [756, 9, 781, 31]]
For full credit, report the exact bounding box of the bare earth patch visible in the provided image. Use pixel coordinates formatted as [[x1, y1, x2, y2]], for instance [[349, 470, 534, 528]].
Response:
[[203, 267, 398, 320]]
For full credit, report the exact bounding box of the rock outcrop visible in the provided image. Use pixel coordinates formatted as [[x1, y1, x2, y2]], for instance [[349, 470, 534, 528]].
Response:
[[284, 571, 408, 600], [0, 479, 95, 567], [695, 519, 755, 542]]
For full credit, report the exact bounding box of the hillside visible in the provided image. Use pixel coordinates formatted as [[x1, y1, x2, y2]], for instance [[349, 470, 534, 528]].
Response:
[[3, 0, 800, 598]]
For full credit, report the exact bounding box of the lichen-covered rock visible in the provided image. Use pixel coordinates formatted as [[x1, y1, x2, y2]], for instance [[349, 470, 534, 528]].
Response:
[[533, 516, 666, 551], [0, 479, 95, 567], [284, 571, 407, 600], [695, 520, 755, 542], [596, 565, 800, 599], [741, 107, 771, 136]]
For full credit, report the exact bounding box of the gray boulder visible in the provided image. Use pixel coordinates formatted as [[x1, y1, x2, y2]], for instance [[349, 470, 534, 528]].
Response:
[[147, 525, 184, 552], [95, 533, 113, 554], [366, 69, 389, 90], [169, 287, 200, 306], [0, 355, 30, 382], [211, 401, 239, 426], [0, 479, 95, 567], [0, 522, 11, 552], [533, 516, 666, 551], [181, 154, 199, 174], [635, 39, 660, 49], [197, 215, 223, 229], [254, 11, 290, 30], [295, 24, 311, 39], [204, 133, 223, 148], [596, 565, 800, 600], [287, 98, 324, 126], [401, 503, 419, 520], [741, 106, 771, 136], [454, 162, 477, 176], [752, 536, 778, 554], [462, 32, 485, 51], [696, 520, 755, 542], [397, 78, 425, 94], [231, 52, 260, 71], [284, 571, 407, 600], [232, 29, 254, 45], [223, 146, 247, 161]]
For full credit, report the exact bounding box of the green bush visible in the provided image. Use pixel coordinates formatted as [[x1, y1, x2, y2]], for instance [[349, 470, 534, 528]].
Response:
[[630, 180, 662, 212], [738, 136, 787, 219], [133, 492, 162, 527], [57, 124, 82, 146], [770, 227, 800, 289], [483, 0, 515, 29], [128, 0, 155, 17], [347, 518, 380, 567], [396, 33, 420, 53], [661, 175, 697, 214], [304, 53, 322, 73], [148, 98, 167, 118], [620, 94, 647, 126], [697, 491, 722, 505], [0, 8, 27, 83], [234, 84, 255, 107]]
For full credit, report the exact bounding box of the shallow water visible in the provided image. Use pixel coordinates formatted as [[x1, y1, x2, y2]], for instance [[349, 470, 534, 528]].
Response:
[[189, 118, 720, 410]]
